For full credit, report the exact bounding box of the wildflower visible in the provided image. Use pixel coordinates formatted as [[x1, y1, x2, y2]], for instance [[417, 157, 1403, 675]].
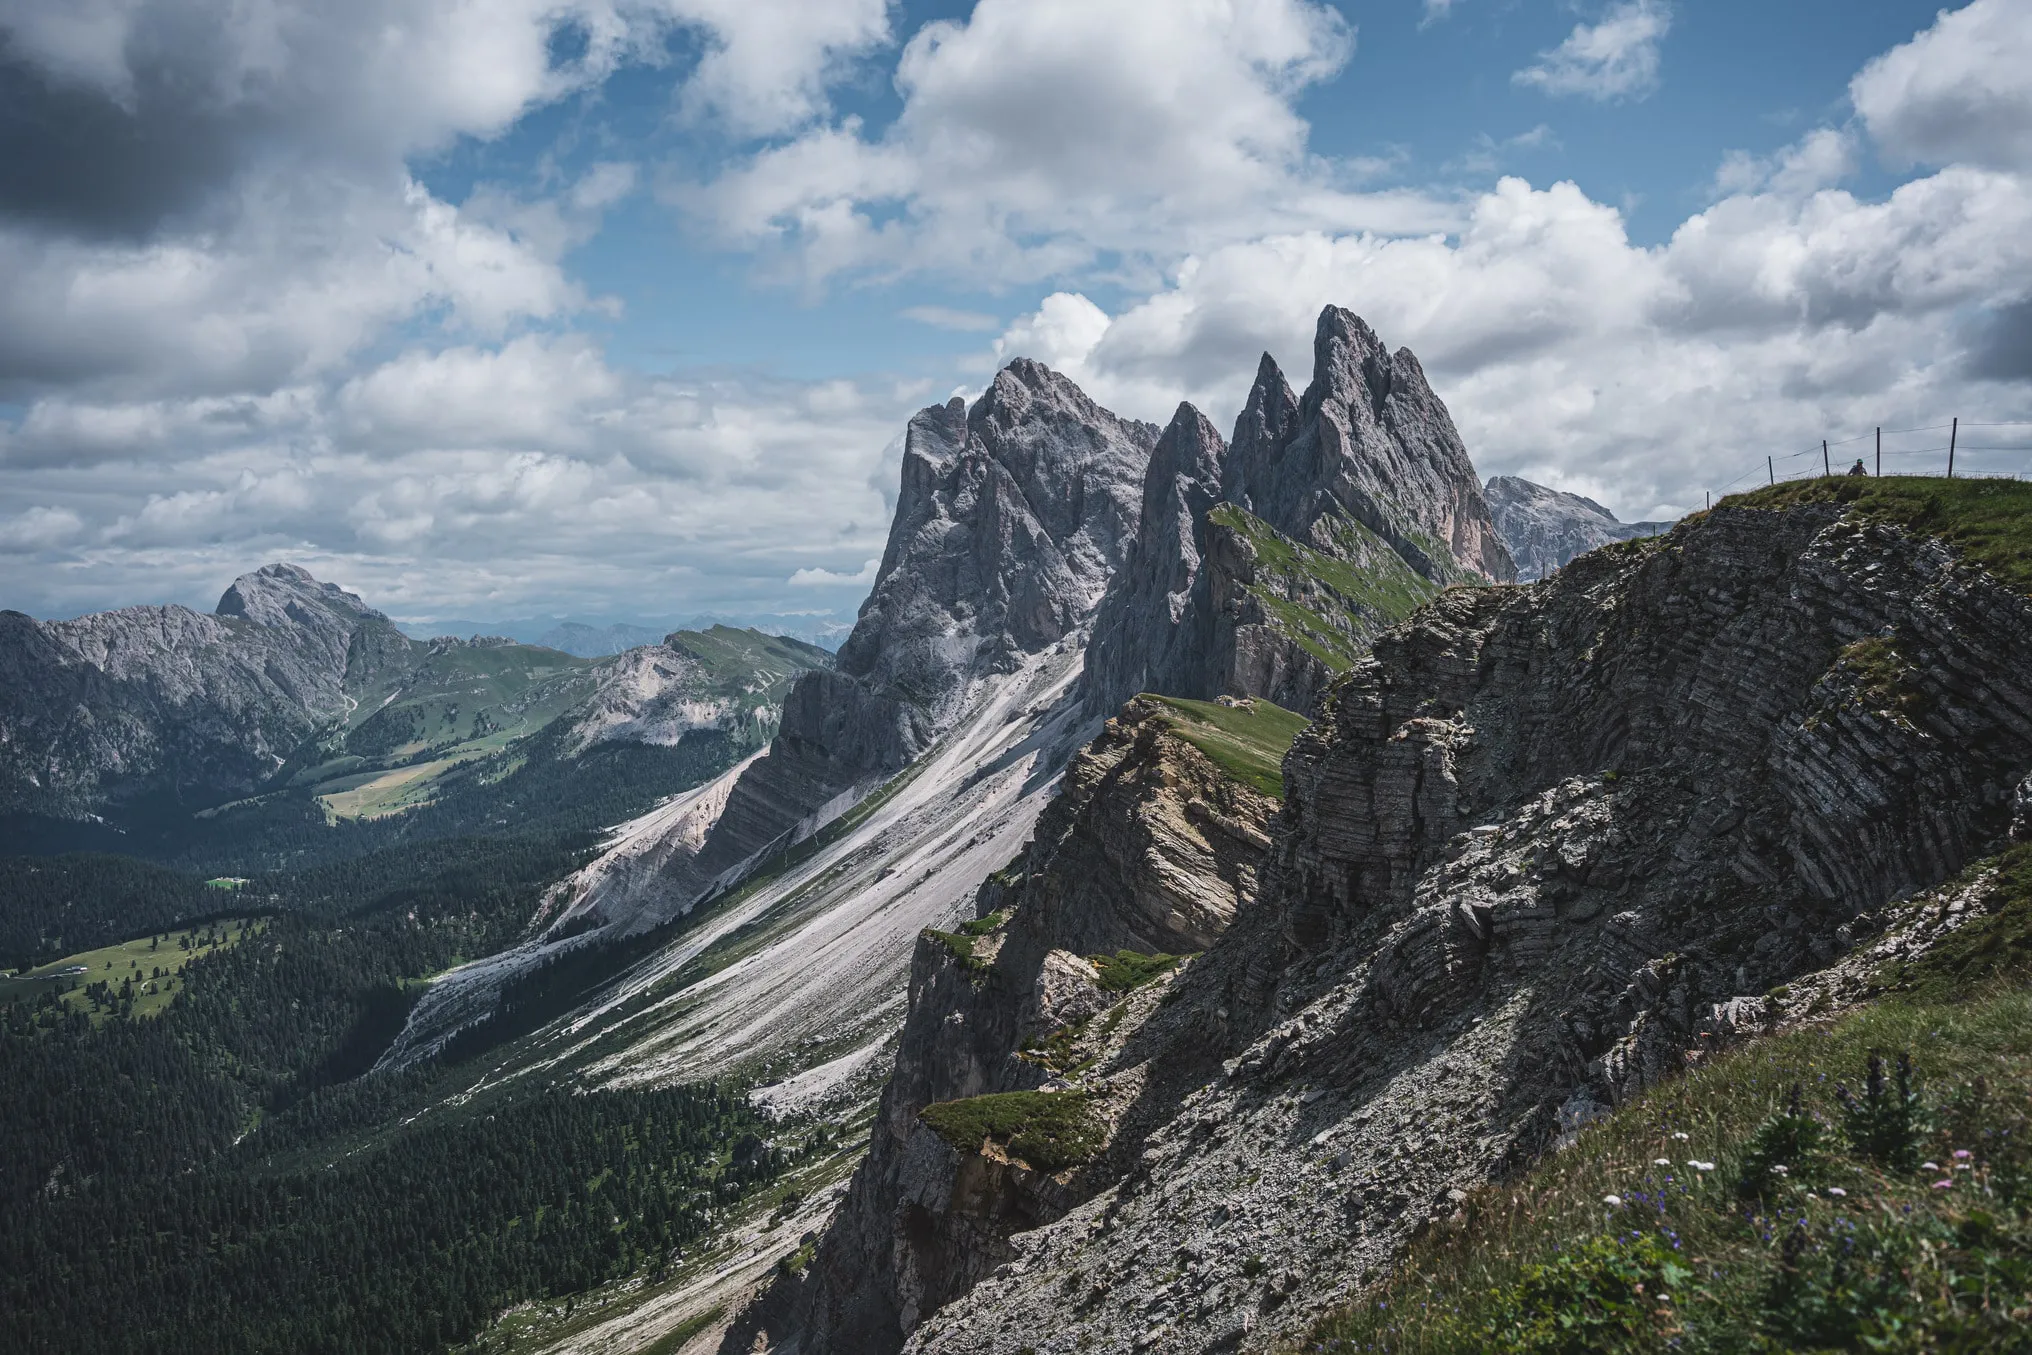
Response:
[[1603, 1195, 1624, 1207], [1825, 1187, 1846, 1198], [1932, 1179, 1953, 1190], [1687, 1160, 1716, 1172], [1922, 1161, 1940, 1171], [1672, 1132, 1690, 1142], [1654, 1158, 1672, 1167], [1771, 1165, 1789, 1176]]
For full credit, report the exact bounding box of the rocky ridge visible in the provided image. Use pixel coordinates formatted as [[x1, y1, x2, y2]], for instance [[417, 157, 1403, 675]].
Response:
[[756, 494, 2032, 1355], [739, 696, 1289, 1353], [0, 564, 831, 834], [672, 361, 1160, 892], [1081, 308, 1513, 721], [0, 564, 408, 819], [1484, 473, 1671, 582]]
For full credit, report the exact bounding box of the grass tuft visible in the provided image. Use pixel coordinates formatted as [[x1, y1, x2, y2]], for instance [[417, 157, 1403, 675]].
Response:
[[1088, 950, 1184, 992], [918, 1091, 1107, 1173]]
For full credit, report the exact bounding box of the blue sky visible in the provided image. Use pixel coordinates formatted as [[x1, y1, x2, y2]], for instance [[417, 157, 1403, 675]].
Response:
[[0, 0, 2027, 625]]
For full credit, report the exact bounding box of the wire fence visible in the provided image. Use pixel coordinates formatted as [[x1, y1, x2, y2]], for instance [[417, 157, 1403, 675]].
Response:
[[1706, 418, 2032, 507]]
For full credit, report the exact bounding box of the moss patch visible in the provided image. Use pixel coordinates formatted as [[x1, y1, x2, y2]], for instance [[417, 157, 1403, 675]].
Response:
[[1142, 694, 1309, 799], [922, 928, 990, 974], [919, 1091, 1107, 1173], [1089, 950, 1184, 992], [1832, 634, 1932, 720], [1725, 476, 2032, 595]]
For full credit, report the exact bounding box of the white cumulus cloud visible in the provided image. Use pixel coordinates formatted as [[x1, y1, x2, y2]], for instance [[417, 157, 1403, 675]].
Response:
[[1514, 1, 1672, 103], [1851, 0, 2032, 172]]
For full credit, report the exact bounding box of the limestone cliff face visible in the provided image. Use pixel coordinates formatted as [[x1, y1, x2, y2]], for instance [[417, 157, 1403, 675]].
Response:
[[694, 361, 1159, 878], [0, 564, 413, 818], [792, 498, 2032, 1355], [1078, 406, 1230, 726], [1080, 307, 1512, 722], [735, 700, 1282, 1354], [1485, 474, 1671, 581], [1226, 308, 1513, 587]]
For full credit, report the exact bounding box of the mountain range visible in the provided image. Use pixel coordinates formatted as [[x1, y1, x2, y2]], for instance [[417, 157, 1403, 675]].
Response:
[[395, 614, 852, 656], [8, 303, 2024, 1355], [0, 565, 832, 855]]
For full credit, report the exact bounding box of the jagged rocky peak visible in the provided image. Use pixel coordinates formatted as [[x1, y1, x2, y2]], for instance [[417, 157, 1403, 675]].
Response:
[[835, 360, 1159, 705], [1080, 306, 1512, 720], [679, 358, 1160, 880], [215, 562, 382, 628], [1229, 306, 1514, 584], [836, 493, 2032, 1355], [1485, 474, 1673, 582], [1078, 402, 1231, 717], [0, 562, 413, 819]]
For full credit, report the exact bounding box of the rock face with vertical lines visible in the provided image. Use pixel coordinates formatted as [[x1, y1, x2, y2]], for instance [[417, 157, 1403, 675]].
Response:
[[688, 362, 1160, 883], [766, 497, 2032, 1355], [1080, 307, 1513, 722]]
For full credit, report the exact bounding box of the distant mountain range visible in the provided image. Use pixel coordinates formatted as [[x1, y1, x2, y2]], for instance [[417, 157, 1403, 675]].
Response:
[[394, 612, 851, 655], [0, 564, 832, 843]]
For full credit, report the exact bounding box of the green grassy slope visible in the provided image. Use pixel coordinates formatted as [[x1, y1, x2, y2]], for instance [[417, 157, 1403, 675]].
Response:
[[1143, 694, 1310, 799], [1309, 846, 2032, 1354], [1207, 503, 1443, 675], [1725, 476, 2032, 594]]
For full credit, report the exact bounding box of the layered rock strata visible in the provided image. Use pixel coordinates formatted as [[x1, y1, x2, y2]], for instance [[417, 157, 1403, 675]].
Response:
[[1485, 474, 1672, 581], [735, 698, 1283, 1353], [769, 497, 2032, 1354], [1081, 308, 1513, 721]]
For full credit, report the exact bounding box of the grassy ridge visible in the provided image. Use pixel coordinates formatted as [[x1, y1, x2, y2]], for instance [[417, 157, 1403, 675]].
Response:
[[1309, 847, 2032, 1353], [1724, 476, 2032, 594], [1143, 694, 1310, 800], [1206, 504, 1440, 674]]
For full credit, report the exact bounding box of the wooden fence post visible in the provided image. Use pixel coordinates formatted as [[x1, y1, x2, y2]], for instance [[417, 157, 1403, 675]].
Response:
[[1768, 455, 1774, 485], [1876, 427, 1881, 478], [1948, 417, 1957, 478], [1823, 440, 1830, 476]]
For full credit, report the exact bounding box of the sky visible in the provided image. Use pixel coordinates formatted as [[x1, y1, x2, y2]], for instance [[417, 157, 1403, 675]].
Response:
[[1, 0, 2029, 625]]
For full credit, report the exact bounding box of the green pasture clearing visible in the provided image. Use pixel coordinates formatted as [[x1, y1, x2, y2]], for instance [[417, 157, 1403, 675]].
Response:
[[0, 917, 266, 1024], [1143, 694, 1310, 799], [317, 757, 460, 819]]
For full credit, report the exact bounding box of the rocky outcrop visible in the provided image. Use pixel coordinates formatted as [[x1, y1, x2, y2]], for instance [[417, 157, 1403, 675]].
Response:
[[564, 626, 833, 754], [1485, 474, 1671, 581], [1080, 308, 1513, 721], [0, 564, 414, 819], [1226, 309, 1513, 586], [778, 496, 2032, 1355], [691, 362, 1160, 882], [739, 698, 1284, 1354], [1078, 406, 1231, 722]]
